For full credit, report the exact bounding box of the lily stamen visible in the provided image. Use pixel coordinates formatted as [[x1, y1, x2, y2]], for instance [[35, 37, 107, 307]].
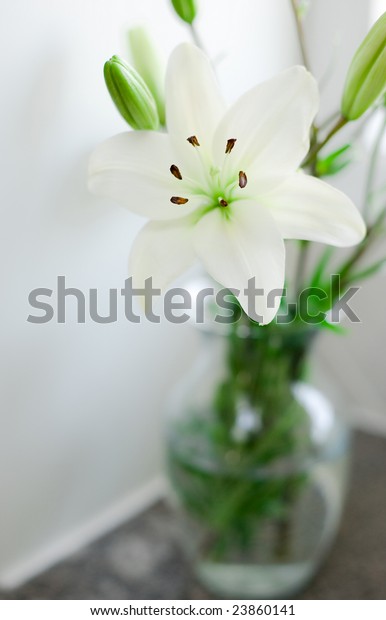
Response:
[[225, 138, 237, 154], [239, 171, 248, 188], [219, 198, 228, 207], [170, 196, 189, 205], [187, 135, 200, 147], [186, 135, 214, 188], [170, 164, 183, 180]]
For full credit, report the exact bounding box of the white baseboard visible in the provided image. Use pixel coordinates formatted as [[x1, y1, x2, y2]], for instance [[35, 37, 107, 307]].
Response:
[[0, 476, 167, 591]]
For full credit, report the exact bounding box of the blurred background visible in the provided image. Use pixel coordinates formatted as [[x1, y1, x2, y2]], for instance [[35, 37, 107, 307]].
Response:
[[0, 0, 385, 595]]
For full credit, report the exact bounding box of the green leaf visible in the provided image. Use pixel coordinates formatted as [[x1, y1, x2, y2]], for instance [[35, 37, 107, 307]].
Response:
[[345, 257, 386, 284], [316, 144, 352, 177], [319, 319, 347, 335]]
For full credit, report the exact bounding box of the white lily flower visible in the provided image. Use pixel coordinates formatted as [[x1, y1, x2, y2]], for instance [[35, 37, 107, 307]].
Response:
[[89, 43, 366, 324]]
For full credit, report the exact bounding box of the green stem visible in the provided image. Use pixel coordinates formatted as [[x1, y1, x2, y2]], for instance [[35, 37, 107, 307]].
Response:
[[332, 205, 386, 300], [289, 0, 319, 155], [306, 110, 384, 293], [189, 23, 206, 53], [310, 245, 335, 288], [318, 110, 340, 132], [294, 240, 310, 300], [302, 116, 349, 168], [290, 0, 311, 70], [289, 0, 318, 290]]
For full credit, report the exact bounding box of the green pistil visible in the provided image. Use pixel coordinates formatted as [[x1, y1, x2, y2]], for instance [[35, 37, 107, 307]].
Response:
[[193, 195, 234, 224]]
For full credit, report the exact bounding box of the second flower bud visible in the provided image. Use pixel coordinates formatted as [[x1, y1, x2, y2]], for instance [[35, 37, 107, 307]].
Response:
[[104, 55, 160, 130]]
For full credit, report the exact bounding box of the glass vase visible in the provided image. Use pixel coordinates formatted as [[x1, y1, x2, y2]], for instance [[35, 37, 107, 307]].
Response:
[[166, 321, 351, 599]]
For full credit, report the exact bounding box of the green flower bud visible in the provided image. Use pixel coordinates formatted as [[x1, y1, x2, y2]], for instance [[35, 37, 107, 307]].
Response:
[[104, 55, 159, 130], [128, 27, 165, 126], [342, 12, 386, 120], [170, 0, 197, 24]]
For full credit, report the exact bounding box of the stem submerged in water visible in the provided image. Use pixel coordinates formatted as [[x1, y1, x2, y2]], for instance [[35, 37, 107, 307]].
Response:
[[168, 321, 315, 562]]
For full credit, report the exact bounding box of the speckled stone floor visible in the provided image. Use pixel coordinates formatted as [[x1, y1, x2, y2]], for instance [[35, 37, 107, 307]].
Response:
[[1, 432, 385, 600]]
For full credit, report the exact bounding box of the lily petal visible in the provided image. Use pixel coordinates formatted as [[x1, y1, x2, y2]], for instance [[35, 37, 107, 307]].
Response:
[[193, 200, 285, 325], [166, 43, 225, 184], [129, 216, 196, 292], [213, 66, 319, 188], [88, 131, 202, 220], [263, 173, 366, 246]]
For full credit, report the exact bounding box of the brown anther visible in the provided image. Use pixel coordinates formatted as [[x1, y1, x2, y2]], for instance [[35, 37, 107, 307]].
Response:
[[187, 135, 200, 147], [239, 171, 247, 188], [225, 138, 237, 154], [219, 198, 228, 207], [170, 196, 189, 205], [170, 164, 182, 180]]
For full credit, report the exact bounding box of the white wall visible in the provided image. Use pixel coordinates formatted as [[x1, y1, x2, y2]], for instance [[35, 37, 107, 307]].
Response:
[[0, 0, 306, 588]]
